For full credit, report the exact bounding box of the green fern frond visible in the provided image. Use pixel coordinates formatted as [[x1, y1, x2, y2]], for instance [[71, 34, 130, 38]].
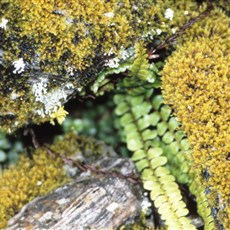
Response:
[[189, 172, 215, 230], [91, 42, 161, 96], [91, 62, 132, 95], [149, 94, 215, 229], [92, 54, 215, 228], [149, 95, 191, 184], [129, 43, 156, 83], [114, 78, 196, 230]]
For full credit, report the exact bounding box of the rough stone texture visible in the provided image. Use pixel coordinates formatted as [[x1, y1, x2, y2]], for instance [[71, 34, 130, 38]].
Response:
[[0, 0, 159, 133], [6, 158, 145, 229]]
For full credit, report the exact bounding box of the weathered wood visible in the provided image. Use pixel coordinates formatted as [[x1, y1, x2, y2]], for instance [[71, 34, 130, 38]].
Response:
[[6, 158, 146, 229]]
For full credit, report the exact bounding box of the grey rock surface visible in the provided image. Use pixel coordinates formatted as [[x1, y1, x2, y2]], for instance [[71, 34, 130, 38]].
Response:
[[6, 158, 146, 230]]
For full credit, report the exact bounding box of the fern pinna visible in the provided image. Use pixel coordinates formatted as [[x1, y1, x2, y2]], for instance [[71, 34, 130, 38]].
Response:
[[114, 78, 195, 230], [112, 44, 214, 229]]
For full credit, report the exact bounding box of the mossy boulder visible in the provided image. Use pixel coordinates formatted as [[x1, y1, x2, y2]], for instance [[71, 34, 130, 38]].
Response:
[[162, 9, 230, 229], [0, 0, 154, 132], [0, 0, 205, 133]]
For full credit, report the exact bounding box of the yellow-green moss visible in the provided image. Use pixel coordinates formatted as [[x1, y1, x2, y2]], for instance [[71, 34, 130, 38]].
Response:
[[0, 0, 206, 74], [181, 7, 230, 43], [0, 0, 159, 72], [162, 9, 230, 228], [154, 0, 204, 39], [0, 149, 67, 228], [0, 132, 106, 228], [214, 0, 230, 15], [0, 0, 210, 132], [0, 89, 42, 133]]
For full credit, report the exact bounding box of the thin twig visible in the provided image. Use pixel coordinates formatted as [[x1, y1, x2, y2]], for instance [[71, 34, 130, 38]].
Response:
[[148, 1, 213, 59], [44, 145, 142, 185], [23, 128, 40, 148]]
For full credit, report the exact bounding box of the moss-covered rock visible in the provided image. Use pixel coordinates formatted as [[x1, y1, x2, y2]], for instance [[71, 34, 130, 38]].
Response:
[[162, 9, 230, 229], [0, 0, 205, 133]]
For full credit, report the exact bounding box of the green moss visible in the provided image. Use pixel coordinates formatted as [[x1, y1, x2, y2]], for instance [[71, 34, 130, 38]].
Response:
[[0, 148, 68, 228], [0, 0, 207, 133], [181, 7, 230, 42], [0, 0, 161, 73], [162, 9, 230, 228]]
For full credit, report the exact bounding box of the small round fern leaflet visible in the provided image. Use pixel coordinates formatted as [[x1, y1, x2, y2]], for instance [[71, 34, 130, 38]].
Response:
[[114, 77, 196, 230]]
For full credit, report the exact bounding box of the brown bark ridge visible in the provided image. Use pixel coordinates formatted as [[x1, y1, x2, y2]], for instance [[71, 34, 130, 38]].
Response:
[[6, 158, 146, 230]]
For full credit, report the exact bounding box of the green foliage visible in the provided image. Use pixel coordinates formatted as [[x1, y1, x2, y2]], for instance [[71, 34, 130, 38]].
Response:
[[91, 62, 132, 95], [112, 44, 215, 228], [115, 81, 191, 183], [0, 131, 11, 164], [62, 97, 129, 156], [0, 130, 22, 171], [91, 42, 162, 96], [114, 76, 197, 229], [189, 171, 215, 230], [0, 1, 228, 229], [129, 43, 156, 83]]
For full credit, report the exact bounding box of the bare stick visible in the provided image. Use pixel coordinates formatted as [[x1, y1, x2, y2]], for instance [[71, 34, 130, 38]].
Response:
[[44, 145, 142, 184], [148, 1, 213, 59]]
